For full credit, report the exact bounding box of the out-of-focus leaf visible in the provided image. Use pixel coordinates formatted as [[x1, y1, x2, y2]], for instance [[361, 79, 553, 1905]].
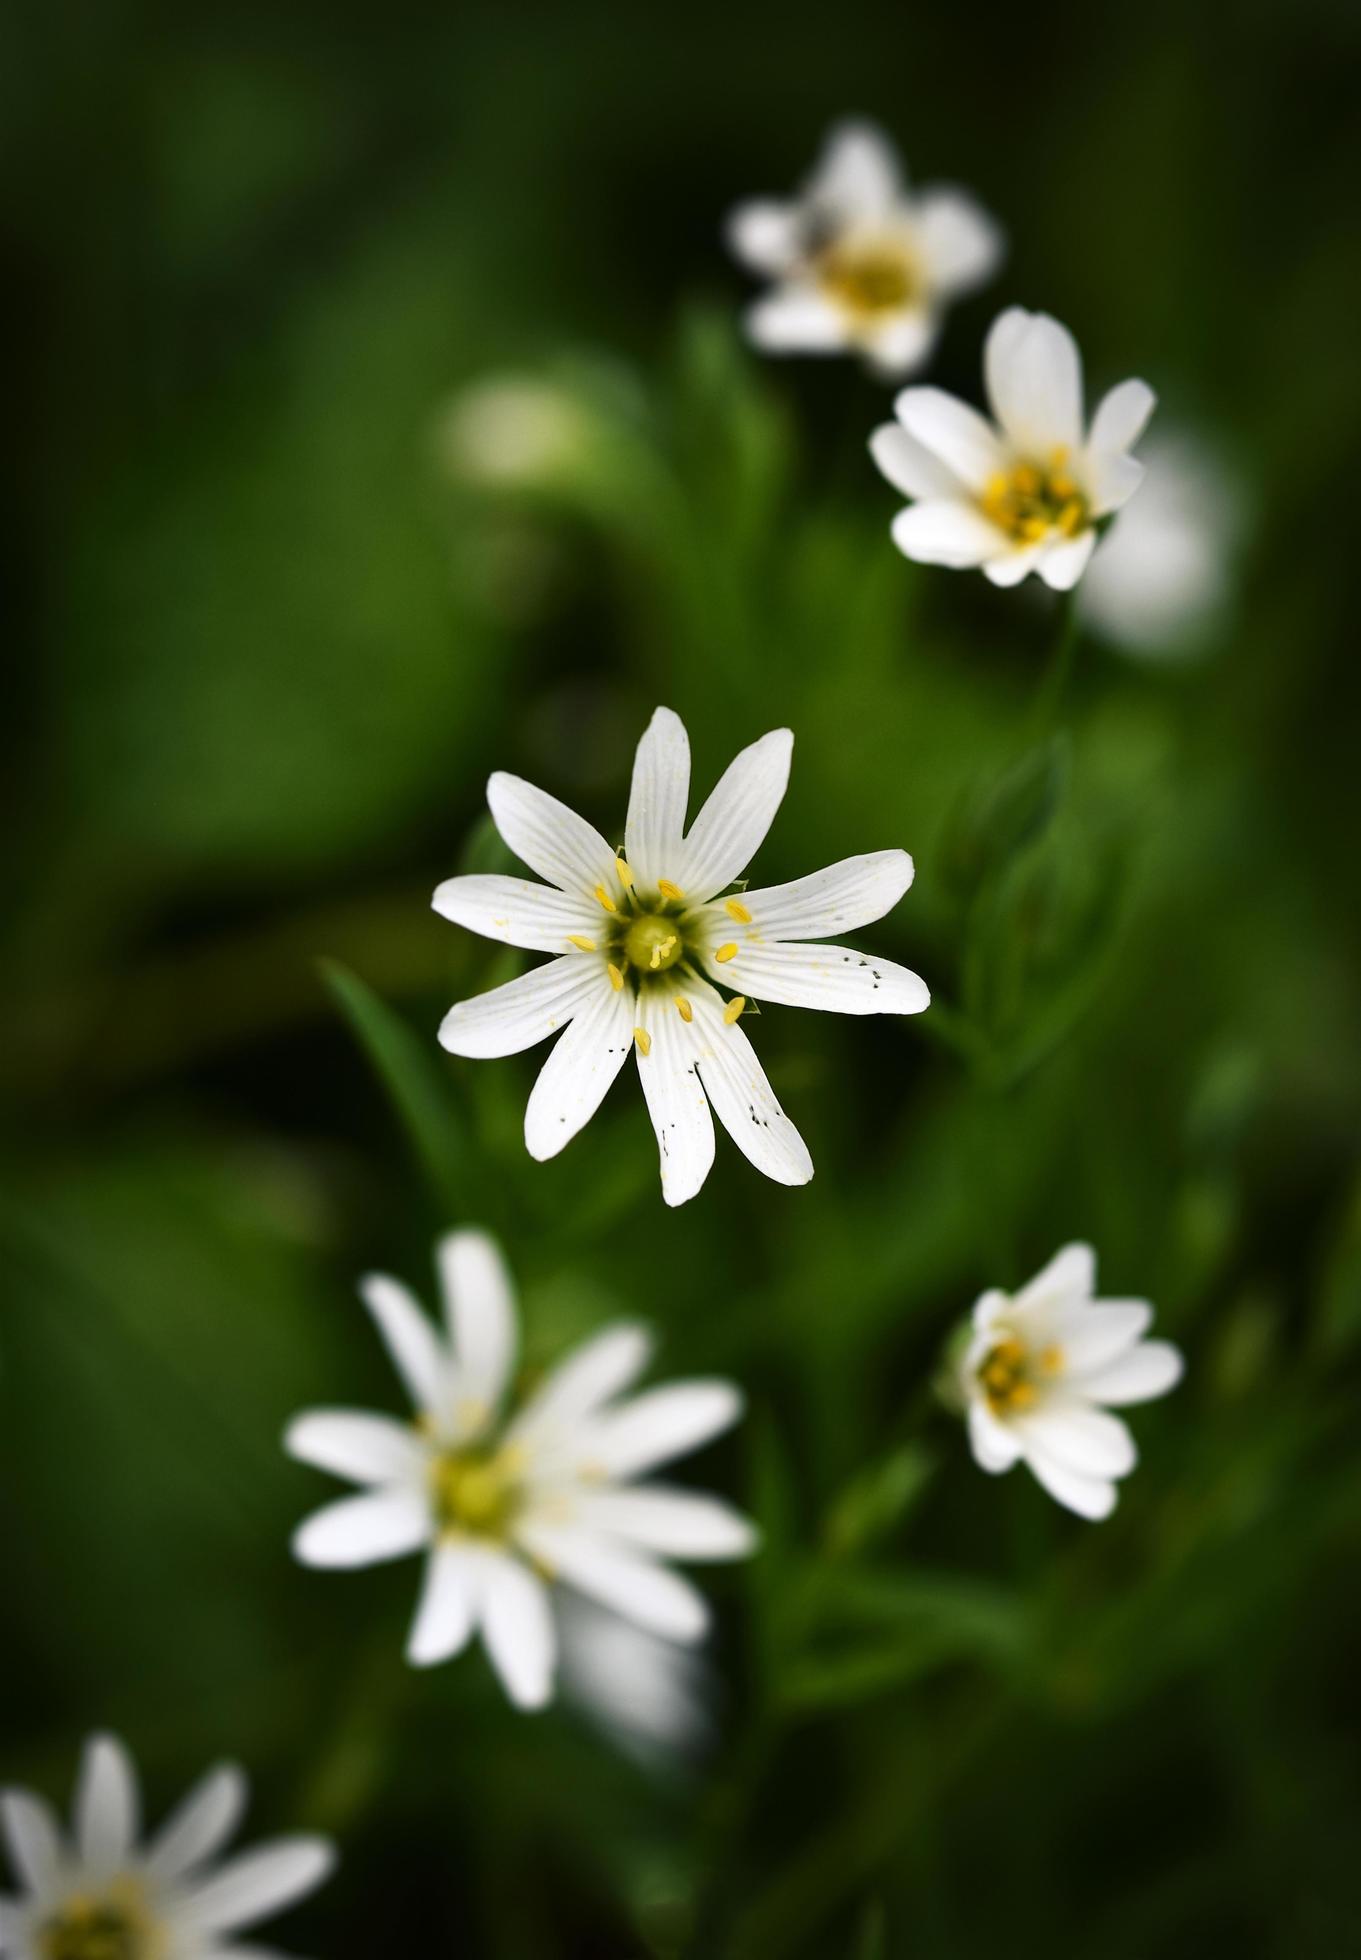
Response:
[[823, 1444, 936, 1560], [1312, 1174, 1361, 1360], [940, 733, 1071, 902]]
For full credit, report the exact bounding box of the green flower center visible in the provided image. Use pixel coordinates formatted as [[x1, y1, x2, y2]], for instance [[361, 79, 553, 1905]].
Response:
[[38, 1896, 147, 1960], [431, 1445, 523, 1540], [623, 912, 685, 974]]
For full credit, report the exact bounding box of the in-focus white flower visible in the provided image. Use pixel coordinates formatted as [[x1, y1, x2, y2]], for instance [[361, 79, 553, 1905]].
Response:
[[726, 118, 1002, 377], [959, 1243, 1183, 1519], [558, 1594, 712, 1769], [1081, 432, 1240, 657], [871, 307, 1155, 589], [286, 1231, 756, 1711], [0, 1733, 333, 1960], [433, 706, 929, 1206]]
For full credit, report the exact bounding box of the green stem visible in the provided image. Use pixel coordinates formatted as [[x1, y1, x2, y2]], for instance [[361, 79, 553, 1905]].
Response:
[[1029, 587, 1082, 733]]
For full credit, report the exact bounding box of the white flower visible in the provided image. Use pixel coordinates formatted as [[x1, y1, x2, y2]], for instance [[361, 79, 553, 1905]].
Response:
[[0, 1733, 333, 1960], [871, 307, 1156, 589], [726, 118, 1002, 377], [959, 1243, 1183, 1519], [286, 1230, 756, 1712], [558, 1595, 712, 1768], [434, 708, 929, 1205], [1081, 432, 1239, 656]]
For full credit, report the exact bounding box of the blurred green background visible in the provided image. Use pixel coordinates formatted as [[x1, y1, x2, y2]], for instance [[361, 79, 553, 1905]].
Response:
[[4, 1, 1361, 1954]]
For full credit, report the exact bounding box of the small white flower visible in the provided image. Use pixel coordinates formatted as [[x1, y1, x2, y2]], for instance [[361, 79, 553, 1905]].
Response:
[[959, 1243, 1183, 1519], [434, 706, 929, 1205], [0, 1733, 333, 1960], [871, 307, 1156, 590], [726, 118, 1002, 377], [286, 1231, 756, 1712]]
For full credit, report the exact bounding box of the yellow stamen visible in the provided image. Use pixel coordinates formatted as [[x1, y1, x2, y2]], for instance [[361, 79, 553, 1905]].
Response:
[[715, 942, 738, 963], [633, 1026, 651, 1057], [594, 885, 617, 913], [615, 856, 634, 888], [607, 963, 625, 991], [723, 995, 746, 1024], [567, 934, 596, 952], [649, 933, 678, 970], [1012, 463, 1042, 496], [657, 878, 685, 901], [725, 898, 752, 923], [675, 996, 693, 1022], [1057, 498, 1086, 536], [1038, 1343, 1065, 1375]]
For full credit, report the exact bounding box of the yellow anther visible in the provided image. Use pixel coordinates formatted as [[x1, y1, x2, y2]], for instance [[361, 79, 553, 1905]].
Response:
[[714, 942, 738, 963], [1020, 516, 1049, 542], [594, 885, 617, 913], [1049, 473, 1077, 501], [725, 898, 752, 923], [675, 996, 693, 1022], [567, 934, 596, 952], [615, 856, 634, 888], [1050, 444, 1071, 467], [657, 878, 685, 901], [985, 472, 1010, 502], [607, 963, 625, 991], [1057, 499, 1087, 536], [633, 1026, 652, 1057], [1013, 463, 1042, 497], [723, 995, 746, 1024], [1038, 1343, 1065, 1375]]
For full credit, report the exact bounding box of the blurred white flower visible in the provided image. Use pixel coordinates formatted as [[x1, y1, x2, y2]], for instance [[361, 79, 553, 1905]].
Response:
[[286, 1231, 755, 1711], [434, 377, 595, 490], [434, 706, 929, 1206], [872, 307, 1155, 589], [1081, 433, 1239, 656], [727, 118, 1002, 377], [0, 1733, 333, 1960], [959, 1243, 1183, 1519], [558, 1594, 712, 1768]]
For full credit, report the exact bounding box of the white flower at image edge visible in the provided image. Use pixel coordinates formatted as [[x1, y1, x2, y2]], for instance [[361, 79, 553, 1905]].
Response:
[[871, 307, 1155, 590], [286, 1231, 757, 1711], [0, 1734, 333, 1960], [727, 118, 1002, 377], [960, 1243, 1184, 1519], [434, 706, 929, 1206]]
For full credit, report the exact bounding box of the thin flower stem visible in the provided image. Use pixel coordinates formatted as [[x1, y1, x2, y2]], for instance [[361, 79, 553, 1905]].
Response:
[[1029, 587, 1083, 733]]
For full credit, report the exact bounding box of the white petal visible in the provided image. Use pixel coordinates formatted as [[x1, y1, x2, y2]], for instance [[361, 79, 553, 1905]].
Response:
[[894, 387, 1005, 491], [285, 1410, 426, 1487], [292, 1489, 430, 1568], [1087, 450, 1145, 517], [863, 308, 937, 378], [967, 1402, 1022, 1473], [517, 1525, 709, 1642], [736, 850, 914, 942], [635, 991, 715, 1208], [75, 1734, 139, 1873], [406, 1544, 480, 1667], [438, 956, 599, 1059], [524, 965, 634, 1162], [687, 985, 813, 1187], [982, 544, 1046, 587], [971, 1288, 1011, 1333], [1044, 1302, 1152, 1372], [725, 198, 801, 274], [709, 939, 928, 1016], [571, 1487, 757, 1560], [984, 308, 1083, 455], [0, 1791, 63, 1892], [1017, 1401, 1136, 1478], [869, 423, 962, 502], [478, 1555, 557, 1710], [1074, 1340, 1183, 1406], [891, 500, 1005, 568], [511, 1323, 654, 1445], [915, 186, 1003, 292], [359, 1274, 448, 1415], [1036, 531, 1096, 590], [1024, 1449, 1118, 1520], [624, 706, 691, 894], [745, 287, 848, 354], [437, 1229, 518, 1415], [147, 1765, 248, 1882], [1088, 378, 1156, 457], [1015, 1243, 1095, 1311], [808, 118, 901, 221], [486, 771, 616, 896], [680, 728, 792, 901], [431, 874, 599, 954], [180, 1839, 335, 1936], [582, 1381, 743, 1479]]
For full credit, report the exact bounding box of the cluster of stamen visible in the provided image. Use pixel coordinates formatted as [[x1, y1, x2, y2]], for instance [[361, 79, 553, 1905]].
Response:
[[38, 1895, 146, 1960], [814, 233, 921, 319], [977, 1333, 1064, 1416], [979, 447, 1089, 544], [431, 1445, 523, 1541]]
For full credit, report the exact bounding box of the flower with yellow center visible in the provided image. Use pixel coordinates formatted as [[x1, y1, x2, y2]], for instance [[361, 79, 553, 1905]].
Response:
[[433, 707, 929, 1205], [871, 306, 1156, 589], [0, 1735, 333, 1960], [287, 1231, 756, 1709], [726, 118, 1002, 377], [958, 1243, 1184, 1519]]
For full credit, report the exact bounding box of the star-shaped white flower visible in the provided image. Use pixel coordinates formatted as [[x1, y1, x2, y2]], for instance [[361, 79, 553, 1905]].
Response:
[[959, 1243, 1184, 1519], [0, 1733, 333, 1960], [433, 707, 929, 1205], [871, 307, 1156, 589], [286, 1231, 756, 1711], [726, 118, 1002, 377]]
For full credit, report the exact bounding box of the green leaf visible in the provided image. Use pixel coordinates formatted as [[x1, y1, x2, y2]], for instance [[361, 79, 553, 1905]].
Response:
[[823, 1444, 937, 1560], [940, 732, 1070, 902]]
